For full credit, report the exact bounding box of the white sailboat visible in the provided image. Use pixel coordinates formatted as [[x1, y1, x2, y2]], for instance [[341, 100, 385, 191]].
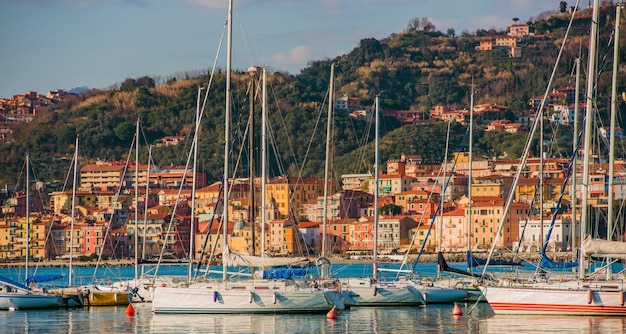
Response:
[[151, 2, 342, 313], [480, 1, 626, 316], [0, 155, 61, 310], [339, 96, 467, 305]]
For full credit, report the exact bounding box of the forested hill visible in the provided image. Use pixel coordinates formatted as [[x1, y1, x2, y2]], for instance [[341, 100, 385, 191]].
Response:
[[1, 3, 625, 187]]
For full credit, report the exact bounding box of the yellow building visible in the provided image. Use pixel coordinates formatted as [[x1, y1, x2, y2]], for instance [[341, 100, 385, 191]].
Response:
[[0, 221, 13, 260], [471, 174, 514, 198], [514, 176, 539, 203], [266, 176, 335, 219], [15, 215, 48, 260]]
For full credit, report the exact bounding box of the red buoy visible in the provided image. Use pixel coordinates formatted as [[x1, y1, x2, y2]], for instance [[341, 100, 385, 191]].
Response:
[[125, 303, 135, 317], [452, 302, 463, 316], [326, 306, 338, 319]]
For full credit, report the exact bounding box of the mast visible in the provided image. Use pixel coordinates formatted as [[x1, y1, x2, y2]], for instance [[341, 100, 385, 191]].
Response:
[[438, 121, 451, 280], [189, 87, 202, 278], [248, 68, 256, 256], [142, 145, 152, 267], [25, 154, 30, 282], [222, 0, 233, 281], [579, 0, 600, 280], [571, 57, 580, 263], [261, 67, 267, 258], [322, 63, 334, 278], [373, 95, 380, 280], [69, 136, 79, 285], [134, 120, 139, 280], [537, 37, 552, 250], [607, 3, 622, 279], [467, 82, 474, 273]]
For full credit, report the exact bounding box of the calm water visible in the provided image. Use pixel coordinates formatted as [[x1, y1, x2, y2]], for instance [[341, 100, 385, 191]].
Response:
[[1, 303, 626, 333], [2, 263, 626, 333]]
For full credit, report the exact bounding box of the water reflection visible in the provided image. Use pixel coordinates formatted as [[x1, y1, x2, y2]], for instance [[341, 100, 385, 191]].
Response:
[[480, 313, 626, 333], [1, 303, 626, 333]]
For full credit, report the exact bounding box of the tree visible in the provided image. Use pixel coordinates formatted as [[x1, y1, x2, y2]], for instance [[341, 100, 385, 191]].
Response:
[[559, 1, 568, 13], [120, 78, 136, 92], [407, 17, 421, 31], [421, 17, 436, 32], [380, 203, 402, 215], [446, 28, 456, 37]]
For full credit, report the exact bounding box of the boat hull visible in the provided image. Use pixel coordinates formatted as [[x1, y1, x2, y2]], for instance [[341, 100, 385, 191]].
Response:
[[343, 278, 425, 306], [0, 294, 60, 310], [482, 283, 626, 316], [415, 285, 469, 304], [84, 290, 130, 306], [152, 281, 338, 314]]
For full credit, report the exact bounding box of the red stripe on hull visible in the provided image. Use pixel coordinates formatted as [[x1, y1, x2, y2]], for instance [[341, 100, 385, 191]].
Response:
[[490, 302, 626, 316]]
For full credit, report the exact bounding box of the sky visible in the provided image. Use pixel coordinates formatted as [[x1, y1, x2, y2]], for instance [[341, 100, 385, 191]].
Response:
[[0, 0, 563, 98]]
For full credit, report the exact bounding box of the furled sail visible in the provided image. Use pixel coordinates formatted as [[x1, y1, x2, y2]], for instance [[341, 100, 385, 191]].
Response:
[[222, 246, 310, 268], [582, 234, 626, 259]]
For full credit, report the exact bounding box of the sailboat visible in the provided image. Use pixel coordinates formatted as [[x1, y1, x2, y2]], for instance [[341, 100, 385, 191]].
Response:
[[151, 2, 342, 313], [337, 96, 425, 306], [480, 1, 626, 316], [64, 136, 129, 306], [0, 155, 61, 310]]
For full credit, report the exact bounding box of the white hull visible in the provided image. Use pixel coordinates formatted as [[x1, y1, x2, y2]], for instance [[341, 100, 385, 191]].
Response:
[[152, 280, 341, 314], [342, 278, 424, 306], [482, 280, 626, 315], [0, 293, 60, 310]]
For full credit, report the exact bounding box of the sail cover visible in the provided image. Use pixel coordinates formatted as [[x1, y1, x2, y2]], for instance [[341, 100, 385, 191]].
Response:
[[222, 246, 310, 268], [582, 235, 626, 259]]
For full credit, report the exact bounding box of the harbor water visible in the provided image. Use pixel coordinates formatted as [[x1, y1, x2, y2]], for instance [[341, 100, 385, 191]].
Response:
[[1, 262, 626, 333]]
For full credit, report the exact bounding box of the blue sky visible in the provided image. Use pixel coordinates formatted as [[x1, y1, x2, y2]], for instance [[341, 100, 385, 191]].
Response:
[[0, 0, 563, 98]]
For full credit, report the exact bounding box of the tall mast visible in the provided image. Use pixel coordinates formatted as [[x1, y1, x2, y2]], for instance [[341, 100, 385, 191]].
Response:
[[25, 154, 30, 281], [539, 85, 546, 249], [248, 68, 256, 256], [142, 145, 152, 266], [607, 4, 622, 279], [69, 136, 79, 285], [579, 0, 600, 280], [373, 95, 380, 280], [134, 120, 139, 280], [467, 81, 474, 273], [322, 63, 334, 278], [222, 0, 233, 281], [189, 87, 202, 278], [261, 67, 267, 258], [438, 121, 451, 280], [571, 57, 580, 262]]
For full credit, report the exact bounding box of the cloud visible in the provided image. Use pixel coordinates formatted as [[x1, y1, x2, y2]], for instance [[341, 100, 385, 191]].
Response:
[[272, 45, 313, 67]]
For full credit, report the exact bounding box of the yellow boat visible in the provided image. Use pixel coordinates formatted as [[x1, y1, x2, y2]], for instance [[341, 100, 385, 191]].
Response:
[[82, 286, 130, 306]]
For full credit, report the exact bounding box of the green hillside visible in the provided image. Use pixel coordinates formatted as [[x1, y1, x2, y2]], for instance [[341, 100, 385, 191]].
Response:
[[1, 4, 625, 188]]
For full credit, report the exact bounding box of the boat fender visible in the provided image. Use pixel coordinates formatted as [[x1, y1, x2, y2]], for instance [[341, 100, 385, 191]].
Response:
[[373, 286, 377, 296], [621, 291, 625, 306], [213, 291, 218, 302], [587, 289, 593, 304], [423, 292, 427, 303], [249, 291, 253, 303], [273, 292, 277, 304]]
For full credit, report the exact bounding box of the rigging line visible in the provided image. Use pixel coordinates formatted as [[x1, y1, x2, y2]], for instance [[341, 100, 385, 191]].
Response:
[[92, 133, 135, 278], [479, 0, 581, 281], [199, 21, 226, 119], [412, 126, 469, 272], [264, 74, 292, 177]]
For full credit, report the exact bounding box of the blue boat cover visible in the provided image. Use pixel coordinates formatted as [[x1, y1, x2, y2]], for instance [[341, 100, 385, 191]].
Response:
[[539, 253, 578, 269], [262, 268, 307, 279], [0, 275, 30, 291]]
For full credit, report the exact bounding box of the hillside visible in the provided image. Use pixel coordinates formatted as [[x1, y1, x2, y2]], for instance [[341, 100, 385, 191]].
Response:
[[1, 4, 625, 189]]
